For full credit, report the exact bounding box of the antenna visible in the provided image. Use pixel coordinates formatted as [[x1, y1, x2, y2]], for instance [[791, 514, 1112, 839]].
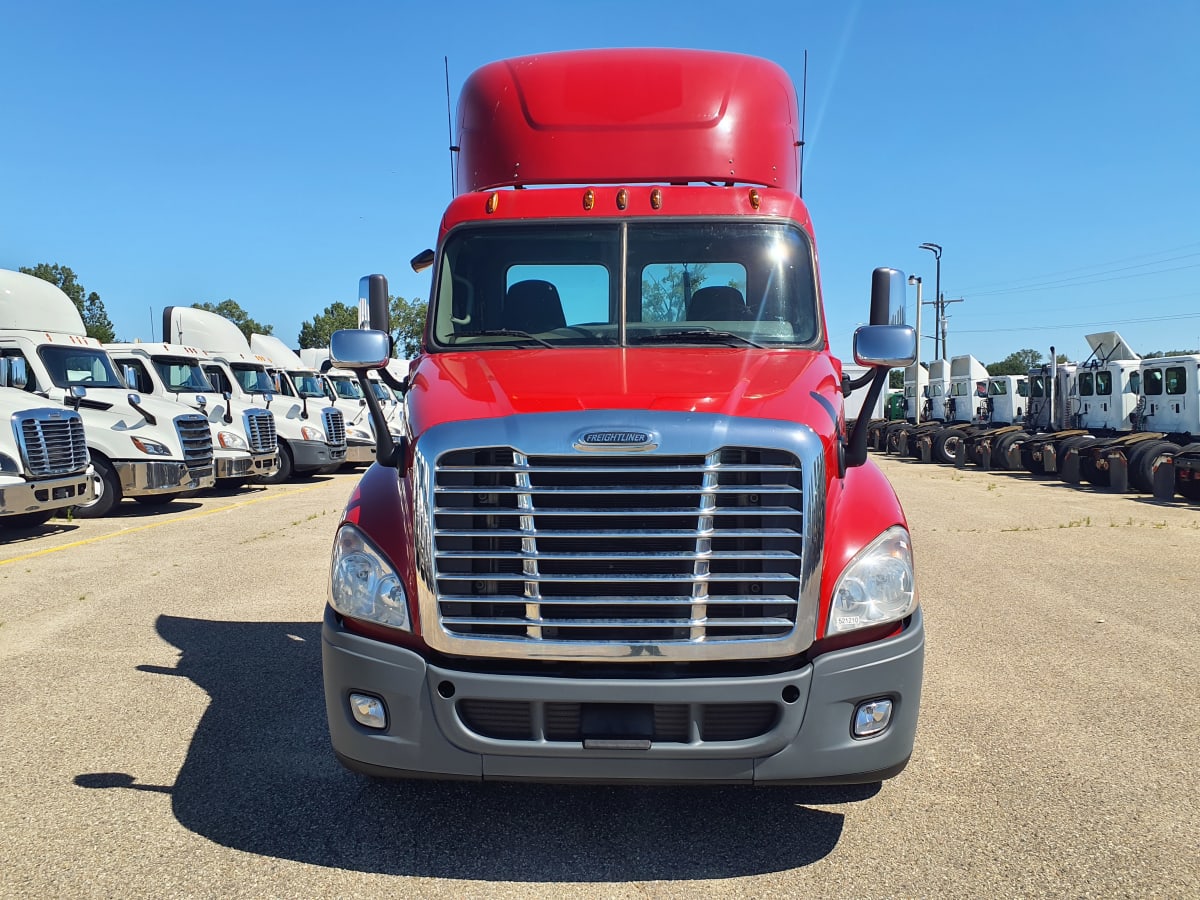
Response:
[[150, 306, 155, 341], [445, 56, 457, 198], [798, 49, 807, 199]]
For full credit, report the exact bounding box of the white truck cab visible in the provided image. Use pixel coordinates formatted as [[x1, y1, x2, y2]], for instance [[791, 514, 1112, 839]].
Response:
[[106, 341, 279, 485], [946, 355, 991, 424], [984, 374, 1028, 426], [0, 364, 96, 527], [0, 269, 215, 517], [300, 347, 406, 442], [164, 306, 347, 482], [1135, 354, 1199, 436], [253, 334, 375, 466]]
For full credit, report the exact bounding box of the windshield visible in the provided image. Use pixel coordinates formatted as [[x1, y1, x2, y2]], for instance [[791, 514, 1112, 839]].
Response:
[[39, 346, 126, 389], [152, 356, 213, 393], [229, 363, 275, 395], [370, 381, 392, 401], [288, 370, 328, 398], [430, 220, 820, 350], [330, 376, 363, 400]]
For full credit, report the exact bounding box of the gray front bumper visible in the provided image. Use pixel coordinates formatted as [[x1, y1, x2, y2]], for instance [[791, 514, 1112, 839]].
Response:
[[289, 439, 347, 472], [0, 468, 96, 517], [215, 451, 279, 480], [322, 608, 924, 785], [113, 460, 215, 496], [343, 441, 376, 464]]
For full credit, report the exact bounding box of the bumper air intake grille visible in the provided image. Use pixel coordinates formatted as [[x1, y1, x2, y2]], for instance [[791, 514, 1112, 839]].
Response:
[[457, 699, 779, 743], [175, 414, 214, 474], [432, 446, 804, 647], [17, 410, 89, 476], [243, 409, 277, 454]]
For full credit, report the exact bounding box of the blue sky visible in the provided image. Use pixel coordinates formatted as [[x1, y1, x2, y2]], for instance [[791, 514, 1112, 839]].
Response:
[[4, 0, 1198, 366]]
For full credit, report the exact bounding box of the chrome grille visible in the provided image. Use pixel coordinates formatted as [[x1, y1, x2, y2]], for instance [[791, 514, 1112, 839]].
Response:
[[16, 409, 89, 477], [175, 414, 214, 473], [322, 408, 346, 449], [243, 408, 277, 454], [431, 446, 804, 646]]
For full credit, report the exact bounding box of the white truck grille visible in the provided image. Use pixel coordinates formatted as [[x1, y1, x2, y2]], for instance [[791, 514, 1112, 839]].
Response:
[[243, 408, 277, 454]]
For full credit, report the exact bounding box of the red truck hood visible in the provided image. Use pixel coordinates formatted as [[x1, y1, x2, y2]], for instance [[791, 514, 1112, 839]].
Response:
[[407, 348, 843, 437]]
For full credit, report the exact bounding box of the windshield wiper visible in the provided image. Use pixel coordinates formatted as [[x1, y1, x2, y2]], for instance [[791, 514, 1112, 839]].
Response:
[[634, 329, 765, 348], [454, 329, 557, 349]]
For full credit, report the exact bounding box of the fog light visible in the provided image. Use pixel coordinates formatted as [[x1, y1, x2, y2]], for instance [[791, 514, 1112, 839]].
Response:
[[349, 693, 387, 729], [853, 699, 893, 738]]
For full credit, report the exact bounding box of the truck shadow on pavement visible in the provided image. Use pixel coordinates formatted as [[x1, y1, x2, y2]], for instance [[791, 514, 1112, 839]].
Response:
[[76, 615, 874, 881]]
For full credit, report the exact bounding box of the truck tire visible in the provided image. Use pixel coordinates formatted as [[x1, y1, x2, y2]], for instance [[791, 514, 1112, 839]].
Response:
[[258, 442, 294, 485], [1129, 439, 1180, 493], [3, 510, 56, 529], [1176, 443, 1200, 501], [931, 429, 961, 465], [73, 457, 121, 519], [1057, 435, 1097, 484], [991, 431, 1029, 470], [133, 494, 177, 507]]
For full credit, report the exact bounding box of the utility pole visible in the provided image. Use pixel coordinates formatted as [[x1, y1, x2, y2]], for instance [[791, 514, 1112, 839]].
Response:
[[941, 297, 965, 357], [919, 243, 942, 359]]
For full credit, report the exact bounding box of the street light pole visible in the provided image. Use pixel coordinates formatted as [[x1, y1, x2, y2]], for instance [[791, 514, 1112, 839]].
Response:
[[919, 242, 942, 359]]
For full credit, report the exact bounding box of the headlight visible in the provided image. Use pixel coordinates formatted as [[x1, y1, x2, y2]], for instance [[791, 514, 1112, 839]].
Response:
[[0, 452, 21, 475], [300, 425, 326, 442], [217, 430, 248, 450], [827, 526, 916, 636], [130, 436, 172, 456], [330, 524, 410, 631], [349, 426, 372, 441]]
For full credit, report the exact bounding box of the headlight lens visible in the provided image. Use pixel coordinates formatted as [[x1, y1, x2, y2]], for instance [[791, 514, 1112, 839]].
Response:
[[0, 452, 21, 475], [130, 436, 171, 456], [827, 526, 916, 636], [300, 425, 326, 442], [330, 524, 410, 631], [217, 430, 248, 450]]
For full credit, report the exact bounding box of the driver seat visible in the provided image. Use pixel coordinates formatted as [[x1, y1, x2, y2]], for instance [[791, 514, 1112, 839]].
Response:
[[504, 280, 566, 333]]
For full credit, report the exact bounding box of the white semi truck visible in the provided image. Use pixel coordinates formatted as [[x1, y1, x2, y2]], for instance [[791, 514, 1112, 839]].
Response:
[[0, 269, 215, 517], [164, 306, 347, 483], [252, 334, 375, 467], [106, 341, 279, 486], [0, 368, 95, 527], [300, 347, 407, 441]]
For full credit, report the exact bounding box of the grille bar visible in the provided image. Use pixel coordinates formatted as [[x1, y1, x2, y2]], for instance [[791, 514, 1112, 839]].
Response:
[[243, 409, 277, 454], [322, 408, 347, 448]]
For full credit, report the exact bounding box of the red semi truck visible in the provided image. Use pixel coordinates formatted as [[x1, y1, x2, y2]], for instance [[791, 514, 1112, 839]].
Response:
[[323, 49, 922, 784]]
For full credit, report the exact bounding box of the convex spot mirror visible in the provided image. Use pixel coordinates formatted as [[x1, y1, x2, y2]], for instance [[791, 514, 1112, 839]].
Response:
[[853, 324, 917, 369], [331, 329, 391, 372]]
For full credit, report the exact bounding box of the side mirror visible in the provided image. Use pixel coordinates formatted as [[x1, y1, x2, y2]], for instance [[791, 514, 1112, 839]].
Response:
[[331, 329, 391, 371], [9, 357, 29, 390], [853, 324, 916, 369], [128, 392, 143, 405], [870, 267, 907, 326], [122, 365, 139, 389]]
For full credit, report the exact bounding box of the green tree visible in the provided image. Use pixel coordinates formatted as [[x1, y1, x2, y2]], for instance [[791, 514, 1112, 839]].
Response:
[[298, 301, 359, 349], [192, 300, 272, 342], [21, 263, 116, 342], [641, 264, 709, 322], [389, 295, 428, 359], [987, 348, 1044, 376]]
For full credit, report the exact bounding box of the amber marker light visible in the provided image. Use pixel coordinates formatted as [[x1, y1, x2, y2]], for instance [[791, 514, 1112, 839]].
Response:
[[486, 192, 499, 214], [616, 189, 628, 210], [650, 188, 663, 209], [583, 188, 595, 210], [749, 189, 761, 209]]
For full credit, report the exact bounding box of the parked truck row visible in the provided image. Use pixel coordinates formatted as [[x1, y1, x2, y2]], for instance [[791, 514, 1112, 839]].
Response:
[[0, 269, 382, 528], [864, 331, 1200, 503]]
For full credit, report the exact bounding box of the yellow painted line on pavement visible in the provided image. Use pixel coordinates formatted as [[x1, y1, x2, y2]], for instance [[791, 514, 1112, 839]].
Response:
[[0, 481, 342, 567]]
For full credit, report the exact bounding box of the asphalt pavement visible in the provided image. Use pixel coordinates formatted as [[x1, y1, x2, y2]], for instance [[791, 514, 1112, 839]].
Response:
[[1, 459, 1197, 898]]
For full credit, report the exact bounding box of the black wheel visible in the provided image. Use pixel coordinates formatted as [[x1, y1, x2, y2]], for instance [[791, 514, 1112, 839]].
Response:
[[1129, 439, 1179, 493], [1175, 444, 1200, 501], [885, 424, 907, 454], [3, 510, 55, 528], [73, 457, 121, 519], [931, 429, 962, 465], [991, 431, 1029, 470], [133, 494, 177, 507], [258, 442, 294, 484], [1080, 446, 1111, 486]]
